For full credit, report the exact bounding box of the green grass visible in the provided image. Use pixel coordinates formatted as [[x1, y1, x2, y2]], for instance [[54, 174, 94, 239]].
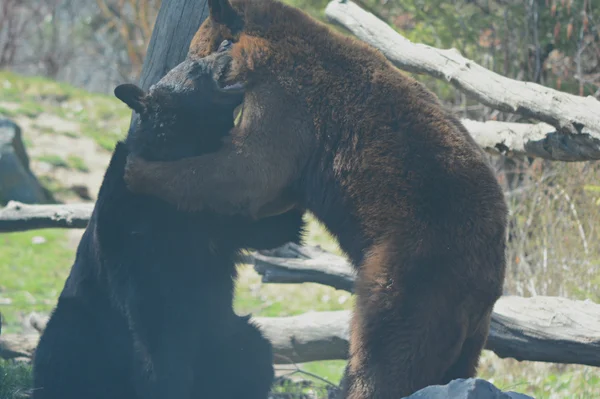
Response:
[[0, 360, 32, 399], [35, 155, 69, 169], [30, 124, 56, 135], [0, 106, 17, 118], [479, 356, 600, 399], [66, 155, 89, 173], [0, 229, 74, 334], [0, 71, 130, 152], [36, 176, 71, 199], [35, 153, 91, 176], [16, 103, 43, 118]]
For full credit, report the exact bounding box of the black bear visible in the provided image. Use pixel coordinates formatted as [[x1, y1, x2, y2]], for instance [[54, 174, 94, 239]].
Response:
[[122, 0, 508, 397], [31, 58, 305, 399]]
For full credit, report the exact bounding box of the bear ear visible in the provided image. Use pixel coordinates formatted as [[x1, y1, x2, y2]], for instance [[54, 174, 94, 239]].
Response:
[[114, 84, 147, 114], [209, 0, 238, 26]]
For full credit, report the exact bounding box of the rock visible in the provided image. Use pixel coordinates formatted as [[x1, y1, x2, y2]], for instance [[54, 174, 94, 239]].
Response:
[[403, 379, 534, 399], [0, 119, 53, 205]]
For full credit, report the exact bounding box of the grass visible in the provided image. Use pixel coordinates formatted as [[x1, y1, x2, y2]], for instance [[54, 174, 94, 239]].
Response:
[[0, 71, 130, 153], [66, 155, 89, 173], [479, 355, 600, 399], [35, 154, 91, 174], [0, 360, 31, 399], [35, 155, 69, 169], [0, 229, 74, 334], [1, 72, 600, 398]]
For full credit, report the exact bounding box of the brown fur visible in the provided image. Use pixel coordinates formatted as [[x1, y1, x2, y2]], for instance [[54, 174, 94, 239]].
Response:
[[124, 0, 508, 397]]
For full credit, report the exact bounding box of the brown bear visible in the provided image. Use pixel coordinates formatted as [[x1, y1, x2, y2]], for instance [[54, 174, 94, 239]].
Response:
[[123, 0, 508, 397], [32, 60, 305, 399]]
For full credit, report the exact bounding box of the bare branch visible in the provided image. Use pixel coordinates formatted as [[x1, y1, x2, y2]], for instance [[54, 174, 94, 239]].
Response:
[[324, 0, 600, 156], [255, 311, 350, 364], [461, 119, 600, 161], [136, 0, 210, 91], [250, 243, 600, 366], [253, 244, 356, 292], [0, 201, 94, 233], [3, 295, 600, 366]]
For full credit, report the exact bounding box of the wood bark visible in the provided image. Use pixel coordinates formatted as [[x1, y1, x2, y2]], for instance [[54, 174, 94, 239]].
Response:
[[129, 0, 210, 126], [253, 244, 356, 292], [135, 0, 209, 90], [2, 296, 599, 367], [0, 201, 94, 232], [325, 0, 600, 161], [251, 243, 600, 366], [2, 244, 599, 367], [461, 119, 600, 161]]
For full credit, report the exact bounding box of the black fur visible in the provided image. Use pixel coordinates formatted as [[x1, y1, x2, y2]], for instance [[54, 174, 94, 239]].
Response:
[[32, 75, 304, 399]]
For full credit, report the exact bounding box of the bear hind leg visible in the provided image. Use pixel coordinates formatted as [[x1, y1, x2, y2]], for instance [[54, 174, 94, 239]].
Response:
[[341, 270, 476, 398], [440, 309, 492, 384]]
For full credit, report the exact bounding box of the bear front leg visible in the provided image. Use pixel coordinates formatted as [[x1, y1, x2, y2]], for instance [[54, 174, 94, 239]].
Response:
[[235, 208, 306, 250], [124, 133, 301, 218]]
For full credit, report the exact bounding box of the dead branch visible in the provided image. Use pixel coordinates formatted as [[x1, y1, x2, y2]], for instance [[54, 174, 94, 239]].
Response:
[[251, 243, 600, 367], [256, 311, 350, 364], [461, 119, 600, 161], [2, 294, 600, 367], [1, 311, 348, 365], [135, 0, 210, 91], [0, 201, 94, 232], [253, 244, 356, 292], [324, 0, 600, 161]]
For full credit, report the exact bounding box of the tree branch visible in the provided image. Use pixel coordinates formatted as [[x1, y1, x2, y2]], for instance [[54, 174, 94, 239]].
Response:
[[0, 201, 94, 232], [135, 0, 210, 91], [256, 311, 350, 364], [253, 244, 356, 292], [324, 0, 600, 161], [461, 119, 600, 161], [251, 243, 600, 367], [2, 294, 600, 367], [128, 0, 210, 128]]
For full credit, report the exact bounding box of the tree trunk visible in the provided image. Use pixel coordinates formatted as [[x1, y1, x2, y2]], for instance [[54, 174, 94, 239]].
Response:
[[129, 0, 210, 127]]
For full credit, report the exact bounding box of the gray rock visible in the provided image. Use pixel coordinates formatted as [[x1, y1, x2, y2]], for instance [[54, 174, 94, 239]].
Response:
[[0, 119, 53, 205], [403, 378, 534, 399]]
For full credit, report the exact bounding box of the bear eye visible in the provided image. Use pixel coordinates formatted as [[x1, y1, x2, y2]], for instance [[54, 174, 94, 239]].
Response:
[[217, 39, 233, 53]]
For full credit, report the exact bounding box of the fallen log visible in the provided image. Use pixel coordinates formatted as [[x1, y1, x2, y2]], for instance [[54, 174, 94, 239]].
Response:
[[2, 246, 599, 367], [0, 310, 349, 365], [324, 0, 600, 161], [253, 244, 356, 292], [2, 293, 600, 367], [460, 119, 600, 161], [252, 243, 600, 367], [0, 201, 94, 233]]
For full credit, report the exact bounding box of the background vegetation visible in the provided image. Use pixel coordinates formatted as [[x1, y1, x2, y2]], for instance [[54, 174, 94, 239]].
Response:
[[0, 0, 599, 398]]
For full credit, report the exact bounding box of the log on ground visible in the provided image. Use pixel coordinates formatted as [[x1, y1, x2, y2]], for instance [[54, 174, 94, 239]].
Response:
[[251, 243, 600, 367], [0, 201, 94, 232], [2, 295, 600, 367]]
